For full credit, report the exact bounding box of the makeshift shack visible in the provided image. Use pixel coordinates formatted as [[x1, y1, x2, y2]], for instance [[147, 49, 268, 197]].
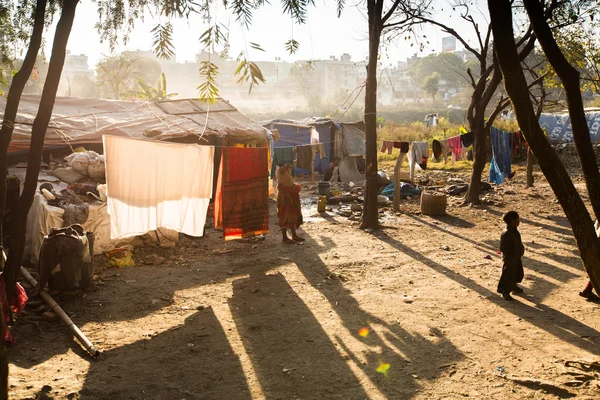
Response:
[[260, 117, 365, 182], [0, 95, 272, 262]]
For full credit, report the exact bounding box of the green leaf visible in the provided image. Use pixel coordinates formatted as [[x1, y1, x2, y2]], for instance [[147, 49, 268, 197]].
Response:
[[198, 61, 220, 104], [284, 39, 300, 55], [250, 42, 265, 52], [151, 22, 175, 60]]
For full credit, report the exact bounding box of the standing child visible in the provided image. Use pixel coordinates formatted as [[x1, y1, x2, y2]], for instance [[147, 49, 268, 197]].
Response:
[[276, 164, 305, 244], [497, 211, 525, 301], [579, 219, 600, 301]]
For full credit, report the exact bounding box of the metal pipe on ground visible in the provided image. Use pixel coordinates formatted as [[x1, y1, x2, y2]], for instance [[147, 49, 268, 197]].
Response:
[[19, 266, 98, 357]]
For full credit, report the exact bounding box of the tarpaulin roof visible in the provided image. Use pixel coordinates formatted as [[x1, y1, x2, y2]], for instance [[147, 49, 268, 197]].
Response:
[[341, 123, 366, 157], [1, 95, 271, 153]]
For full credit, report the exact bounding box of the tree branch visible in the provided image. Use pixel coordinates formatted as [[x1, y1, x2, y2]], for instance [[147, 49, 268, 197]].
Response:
[[382, 0, 403, 25]]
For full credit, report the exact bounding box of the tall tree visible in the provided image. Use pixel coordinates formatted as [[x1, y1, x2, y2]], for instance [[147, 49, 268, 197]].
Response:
[[399, 0, 535, 204], [489, 0, 600, 292], [422, 72, 440, 101], [96, 53, 161, 99], [522, 0, 600, 221], [3, 0, 78, 301], [0, 0, 48, 249]]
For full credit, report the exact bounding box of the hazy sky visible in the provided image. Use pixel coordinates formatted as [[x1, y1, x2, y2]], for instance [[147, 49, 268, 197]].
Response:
[[42, 0, 487, 70]]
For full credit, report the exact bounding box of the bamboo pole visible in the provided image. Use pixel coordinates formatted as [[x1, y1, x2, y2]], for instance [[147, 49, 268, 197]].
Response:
[[20, 267, 98, 357]]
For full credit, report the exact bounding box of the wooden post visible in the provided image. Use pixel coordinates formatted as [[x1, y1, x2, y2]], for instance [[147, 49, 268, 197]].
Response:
[[393, 153, 403, 212], [311, 160, 315, 182]]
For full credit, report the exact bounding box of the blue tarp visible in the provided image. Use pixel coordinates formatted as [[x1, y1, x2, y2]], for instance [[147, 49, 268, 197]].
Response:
[[539, 112, 600, 143], [490, 127, 512, 185]]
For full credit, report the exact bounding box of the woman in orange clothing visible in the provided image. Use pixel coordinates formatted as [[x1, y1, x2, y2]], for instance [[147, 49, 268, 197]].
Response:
[[276, 164, 305, 244]]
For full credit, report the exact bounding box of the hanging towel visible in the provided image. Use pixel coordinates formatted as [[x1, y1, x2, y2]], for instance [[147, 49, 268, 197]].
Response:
[[271, 147, 295, 178], [296, 143, 326, 169], [295, 145, 313, 169], [460, 131, 474, 148], [103, 135, 214, 239], [448, 135, 462, 162], [489, 127, 513, 185], [408, 142, 430, 180], [380, 141, 394, 154], [215, 147, 269, 241]]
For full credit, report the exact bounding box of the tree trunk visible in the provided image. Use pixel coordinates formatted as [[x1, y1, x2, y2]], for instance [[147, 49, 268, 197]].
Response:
[[0, 0, 48, 248], [361, 0, 381, 230], [464, 121, 486, 204], [489, 0, 600, 293], [3, 0, 79, 300], [526, 148, 535, 187], [523, 0, 600, 221]]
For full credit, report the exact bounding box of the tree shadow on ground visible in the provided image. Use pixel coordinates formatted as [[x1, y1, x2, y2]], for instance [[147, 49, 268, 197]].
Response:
[[429, 214, 476, 229], [281, 233, 465, 399], [79, 308, 252, 400], [373, 230, 600, 355], [487, 209, 574, 238], [229, 272, 370, 400], [406, 215, 499, 255]]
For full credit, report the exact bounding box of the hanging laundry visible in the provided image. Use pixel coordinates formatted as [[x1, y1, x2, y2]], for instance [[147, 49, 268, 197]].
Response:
[[432, 140, 442, 160], [460, 131, 474, 148], [512, 131, 524, 155], [380, 141, 394, 154], [448, 135, 463, 162], [296, 145, 314, 169], [490, 127, 513, 185], [439, 138, 450, 163], [394, 142, 410, 153], [295, 143, 326, 169], [215, 147, 269, 241], [271, 147, 295, 178], [103, 135, 214, 239], [408, 142, 430, 180], [0, 273, 27, 344]]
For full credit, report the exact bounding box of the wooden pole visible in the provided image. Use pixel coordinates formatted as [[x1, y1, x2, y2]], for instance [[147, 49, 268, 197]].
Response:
[[20, 267, 98, 357], [393, 153, 404, 212]]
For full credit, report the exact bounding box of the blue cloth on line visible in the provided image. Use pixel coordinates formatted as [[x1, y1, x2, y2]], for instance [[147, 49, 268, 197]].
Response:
[[489, 127, 513, 185], [271, 147, 296, 178]]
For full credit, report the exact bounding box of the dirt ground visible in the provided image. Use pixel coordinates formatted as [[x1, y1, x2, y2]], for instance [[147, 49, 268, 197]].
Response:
[[7, 166, 600, 400]]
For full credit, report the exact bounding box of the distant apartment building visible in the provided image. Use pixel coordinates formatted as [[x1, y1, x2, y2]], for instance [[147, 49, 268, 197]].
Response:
[[58, 51, 93, 97]]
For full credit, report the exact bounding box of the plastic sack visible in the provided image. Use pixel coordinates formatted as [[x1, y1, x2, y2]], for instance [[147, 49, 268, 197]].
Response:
[[87, 155, 105, 180], [64, 151, 105, 180], [50, 167, 84, 184]]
